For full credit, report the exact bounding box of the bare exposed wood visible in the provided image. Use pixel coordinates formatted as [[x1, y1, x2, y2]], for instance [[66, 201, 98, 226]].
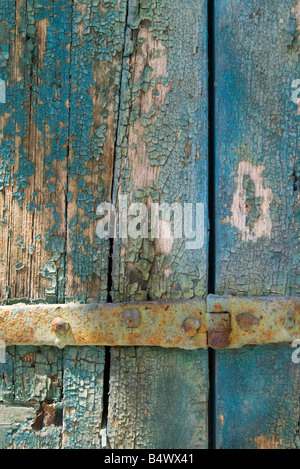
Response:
[[108, 0, 209, 449], [0, 0, 71, 303]]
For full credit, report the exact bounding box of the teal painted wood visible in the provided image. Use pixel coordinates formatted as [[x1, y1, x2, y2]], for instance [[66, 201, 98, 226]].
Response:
[[215, 0, 300, 449], [0, 0, 128, 449], [111, 0, 209, 303], [0, 346, 63, 449], [0, 347, 63, 404], [108, 0, 209, 449], [0, 0, 70, 449], [0, 346, 105, 449], [108, 348, 208, 449], [62, 0, 127, 449], [65, 0, 128, 303], [0, 0, 72, 302], [215, 345, 300, 449], [215, 0, 299, 296]]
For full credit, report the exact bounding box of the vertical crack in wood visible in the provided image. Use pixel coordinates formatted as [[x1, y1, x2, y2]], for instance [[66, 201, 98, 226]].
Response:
[[207, 0, 216, 451], [101, 0, 131, 444], [63, 0, 74, 303]]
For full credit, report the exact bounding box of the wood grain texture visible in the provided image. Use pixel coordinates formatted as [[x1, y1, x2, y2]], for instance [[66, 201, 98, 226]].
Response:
[[107, 0, 209, 449], [111, 0, 209, 303], [61, 0, 127, 449], [0, 0, 71, 304], [0, 0, 128, 299], [0, 0, 127, 304], [215, 0, 300, 449], [0, 0, 69, 449]]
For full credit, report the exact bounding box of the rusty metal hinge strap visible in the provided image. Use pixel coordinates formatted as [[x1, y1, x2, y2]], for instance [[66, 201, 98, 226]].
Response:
[[0, 296, 299, 350]]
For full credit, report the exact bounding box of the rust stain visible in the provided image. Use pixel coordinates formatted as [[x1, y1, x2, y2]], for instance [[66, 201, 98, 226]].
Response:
[[212, 303, 223, 313], [183, 317, 201, 338], [0, 297, 299, 349]]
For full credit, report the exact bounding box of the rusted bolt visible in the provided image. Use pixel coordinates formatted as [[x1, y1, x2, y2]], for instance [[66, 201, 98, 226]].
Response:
[[183, 317, 200, 337], [52, 317, 70, 336], [123, 309, 141, 329], [236, 312, 260, 331]]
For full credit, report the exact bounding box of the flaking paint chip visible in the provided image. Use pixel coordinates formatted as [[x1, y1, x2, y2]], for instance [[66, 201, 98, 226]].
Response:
[[0, 79, 6, 103], [15, 262, 25, 271]]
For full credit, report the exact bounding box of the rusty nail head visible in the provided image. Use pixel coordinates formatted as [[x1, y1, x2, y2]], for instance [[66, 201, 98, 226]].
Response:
[[236, 312, 260, 331], [52, 317, 70, 336], [183, 317, 200, 337], [123, 309, 141, 329]]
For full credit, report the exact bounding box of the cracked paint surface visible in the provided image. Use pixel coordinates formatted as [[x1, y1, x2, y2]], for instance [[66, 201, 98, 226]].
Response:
[[107, 0, 209, 450], [215, 0, 300, 449], [0, 0, 209, 450], [112, 0, 209, 303], [0, 0, 127, 304]]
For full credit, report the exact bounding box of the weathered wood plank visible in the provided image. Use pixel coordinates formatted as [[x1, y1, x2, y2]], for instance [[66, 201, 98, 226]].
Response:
[[0, 0, 70, 449], [1, 341, 62, 426], [0, 0, 127, 303], [108, 347, 208, 449], [1, 346, 105, 450], [61, 0, 128, 449], [0, 0, 128, 449], [62, 346, 105, 449], [111, 0, 208, 303], [0, 0, 71, 304], [108, 0, 209, 449], [215, 0, 300, 449], [65, 0, 128, 303], [215, 0, 299, 296]]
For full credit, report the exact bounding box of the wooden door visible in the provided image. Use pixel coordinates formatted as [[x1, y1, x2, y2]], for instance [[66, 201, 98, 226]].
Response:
[[0, 0, 209, 449], [0, 0, 299, 450]]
